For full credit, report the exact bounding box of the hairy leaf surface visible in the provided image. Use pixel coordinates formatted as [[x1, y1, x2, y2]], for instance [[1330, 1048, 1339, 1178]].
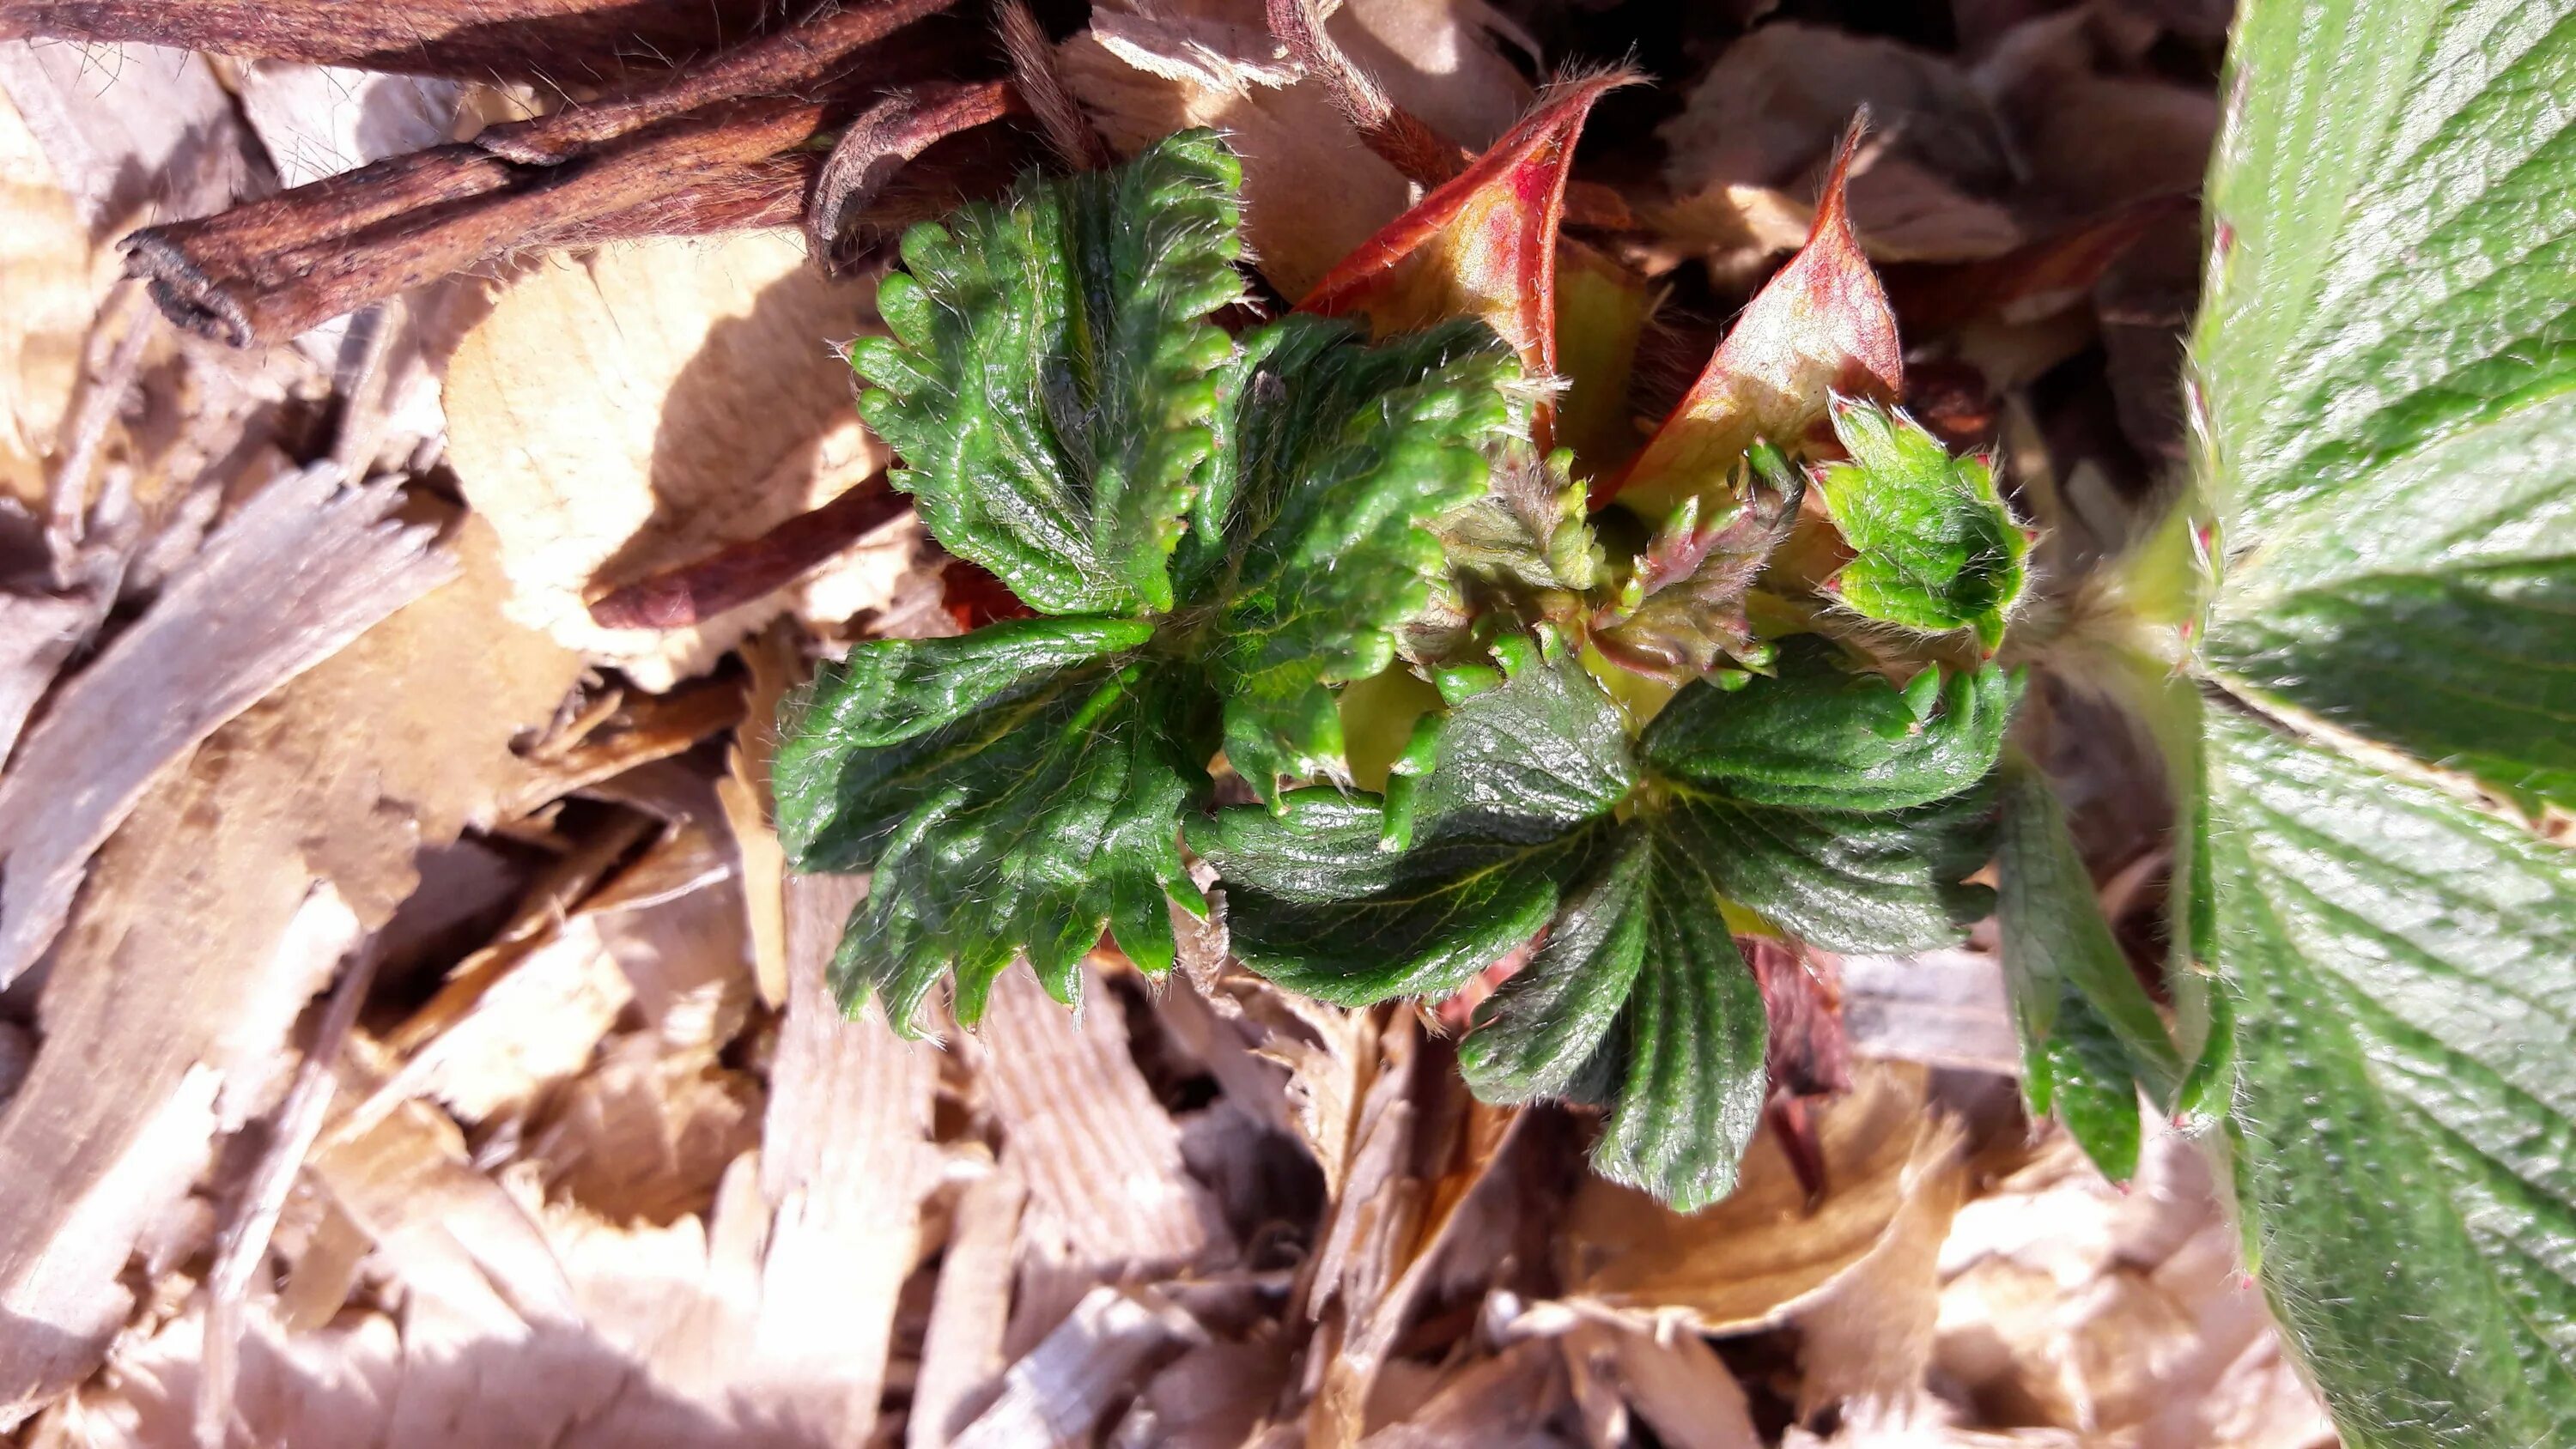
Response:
[[2180, 0, 2576, 1437], [849, 130, 1246, 615], [1996, 753, 2182, 1179], [1200, 649, 1633, 1003], [1643, 661, 2004, 953], [1814, 400, 2027, 651], [1200, 317, 1524, 797]]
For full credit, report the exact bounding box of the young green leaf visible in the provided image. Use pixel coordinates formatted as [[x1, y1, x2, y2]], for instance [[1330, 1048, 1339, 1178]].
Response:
[[848, 130, 1246, 616], [785, 136, 1528, 1031], [1198, 646, 1634, 1003], [1813, 398, 2028, 651], [2174, 0, 2576, 1436], [1199, 316, 1526, 798], [1994, 752, 2182, 1179], [1641, 652, 2008, 953], [1639, 637, 2014, 812], [1589, 446, 1804, 682], [1459, 825, 1770, 1210]]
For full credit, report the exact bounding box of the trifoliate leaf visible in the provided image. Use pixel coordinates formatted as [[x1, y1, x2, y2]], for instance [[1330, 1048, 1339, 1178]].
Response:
[[1200, 648, 1634, 1003], [1644, 657, 2004, 953], [1198, 316, 1526, 798], [1995, 751, 2183, 1179], [848, 129, 1246, 615], [1639, 636, 2015, 812], [1814, 398, 2029, 651]]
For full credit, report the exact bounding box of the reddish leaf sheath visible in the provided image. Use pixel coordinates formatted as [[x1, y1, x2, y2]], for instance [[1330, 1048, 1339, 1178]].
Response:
[[1297, 72, 1632, 444], [1601, 120, 1903, 510]]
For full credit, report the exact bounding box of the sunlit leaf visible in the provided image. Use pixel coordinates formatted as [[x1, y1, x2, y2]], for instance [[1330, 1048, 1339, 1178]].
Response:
[[1605, 123, 1902, 513]]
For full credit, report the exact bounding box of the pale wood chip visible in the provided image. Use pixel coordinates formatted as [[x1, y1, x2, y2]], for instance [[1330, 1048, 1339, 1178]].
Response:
[[0, 466, 453, 985], [0, 511, 577, 1424], [977, 966, 1231, 1300], [1355, 1339, 1571, 1449], [1560, 1063, 1951, 1333], [1558, 1320, 1763, 1449], [1838, 949, 2021, 1076], [909, 1161, 1030, 1449], [951, 1285, 1206, 1449], [442, 235, 914, 689], [0, 40, 258, 237], [754, 871, 942, 1446]]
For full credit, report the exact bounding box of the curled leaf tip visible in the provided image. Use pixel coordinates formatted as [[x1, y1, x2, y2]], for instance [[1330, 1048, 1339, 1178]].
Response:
[[1601, 112, 1902, 510], [1297, 70, 1636, 440]]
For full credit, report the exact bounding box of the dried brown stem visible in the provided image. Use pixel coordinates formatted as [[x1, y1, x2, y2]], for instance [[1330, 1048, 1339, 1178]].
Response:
[[477, 0, 963, 165], [0, 0, 769, 84], [996, 0, 1109, 171], [586, 474, 912, 630], [808, 79, 1023, 271], [126, 97, 835, 346], [1261, 0, 1468, 189]]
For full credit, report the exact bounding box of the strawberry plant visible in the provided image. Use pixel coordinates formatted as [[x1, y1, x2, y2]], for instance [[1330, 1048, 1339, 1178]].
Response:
[[779, 0, 2576, 1435]]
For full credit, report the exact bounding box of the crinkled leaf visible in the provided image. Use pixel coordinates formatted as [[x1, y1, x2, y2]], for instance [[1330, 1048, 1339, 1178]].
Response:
[[2203, 712, 2576, 1445], [1590, 445, 1805, 682], [775, 618, 1156, 873], [2177, 0, 2576, 1437], [1643, 658, 2001, 953], [1640, 636, 2015, 812], [1606, 124, 1902, 512], [1660, 788, 1994, 955], [1200, 648, 1634, 1003], [849, 129, 1246, 615], [1197, 316, 1525, 797], [1814, 398, 2028, 651], [1995, 752, 2181, 1179], [1592, 823, 1769, 1210], [785, 639, 1210, 1031], [1459, 833, 1653, 1103], [1459, 826, 1769, 1210]]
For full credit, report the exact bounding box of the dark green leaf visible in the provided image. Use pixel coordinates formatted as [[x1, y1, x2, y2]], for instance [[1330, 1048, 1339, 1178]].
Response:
[[775, 618, 1155, 873], [1638, 650, 2005, 953], [1995, 752, 2181, 1179], [2202, 711, 2576, 1445], [1459, 832, 1652, 1103], [1591, 825, 1769, 1211], [1814, 399, 2027, 650], [1640, 637, 2014, 812], [1199, 316, 1526, 798], [849, 130, 1246, 615], [1201, 648, 1634, 1003], [831, 662, 1208, 1031], [1455, 812, 1768, 1210], [1660, 789, 1993, 955]]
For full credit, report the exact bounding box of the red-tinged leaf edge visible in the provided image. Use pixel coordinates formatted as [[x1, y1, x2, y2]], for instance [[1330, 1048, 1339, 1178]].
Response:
[[1599, 117, 1903, 511], [1297, 70, 1637, 444]]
